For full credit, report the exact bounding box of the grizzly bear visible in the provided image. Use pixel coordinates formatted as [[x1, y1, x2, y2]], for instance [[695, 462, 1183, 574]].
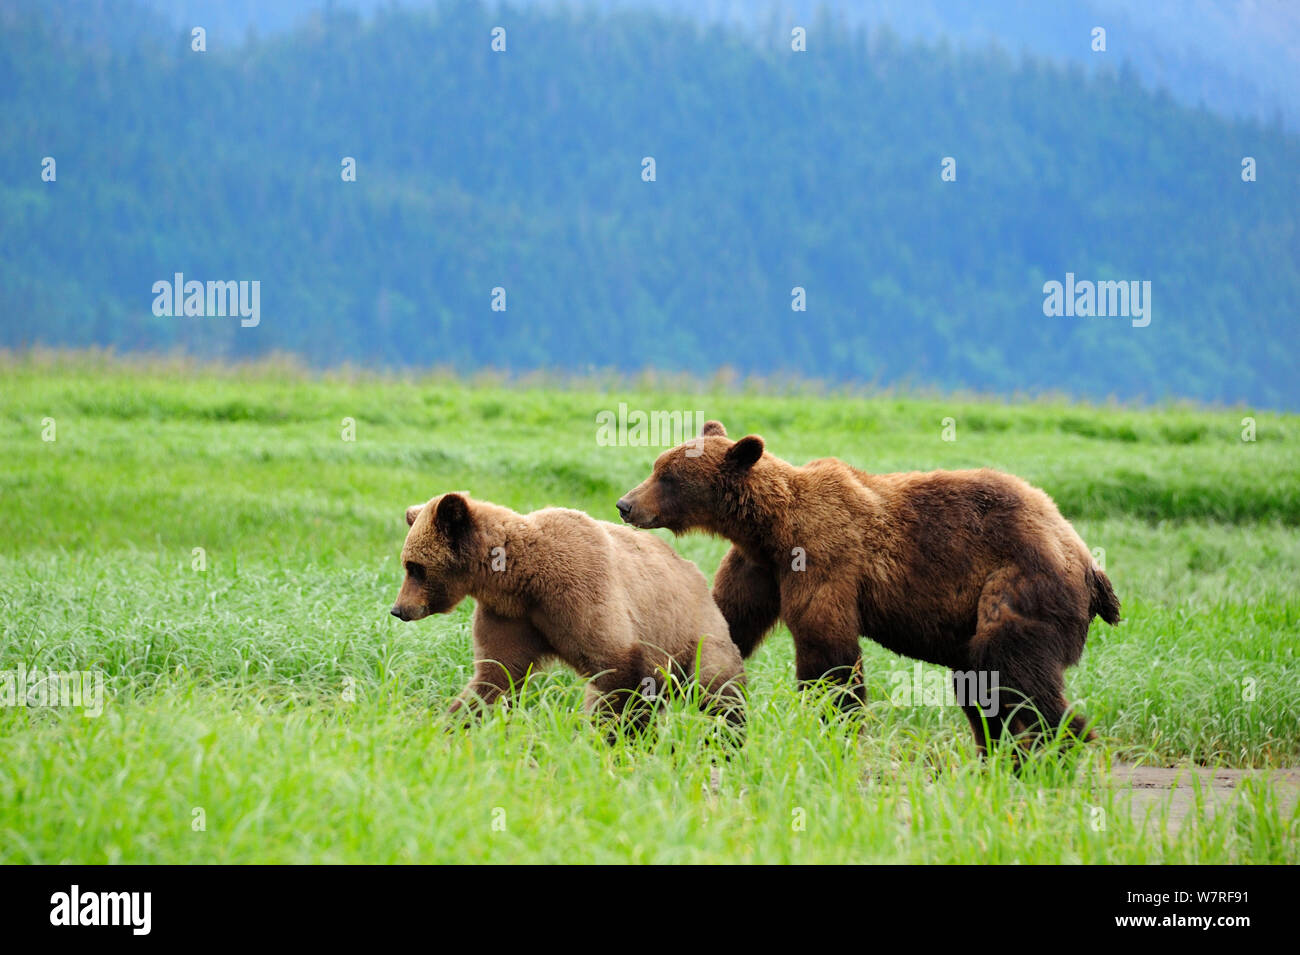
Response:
[[616, 421, 1120, 753], [390, 492, 745, 736]]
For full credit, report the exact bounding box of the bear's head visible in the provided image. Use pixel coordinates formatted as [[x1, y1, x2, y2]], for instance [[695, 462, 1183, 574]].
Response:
[[390, 492, 478, 621], [616, 419, 766, 534]]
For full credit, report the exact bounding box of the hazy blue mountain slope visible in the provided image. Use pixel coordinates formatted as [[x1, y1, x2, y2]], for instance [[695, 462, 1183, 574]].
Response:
[[2, 0, 1296, 407]]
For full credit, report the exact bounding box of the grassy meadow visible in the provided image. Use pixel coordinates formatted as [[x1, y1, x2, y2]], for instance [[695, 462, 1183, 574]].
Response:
[[1, 352, 1297, 863]]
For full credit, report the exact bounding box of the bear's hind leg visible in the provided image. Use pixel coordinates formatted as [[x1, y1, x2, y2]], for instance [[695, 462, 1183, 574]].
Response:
[[1003, 684, 1094, 747], [975, 633, 1077, 750], [972, 573, 1094, 756], [690, 633, 747, 744], [955, 672, 1004, 756], [585, 645, 657, 742]]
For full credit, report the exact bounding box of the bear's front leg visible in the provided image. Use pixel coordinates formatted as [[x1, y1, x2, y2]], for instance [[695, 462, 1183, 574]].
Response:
[[712, 547, 781, 658], [785, 598, 865, 712], [448, 607, 550, 722]]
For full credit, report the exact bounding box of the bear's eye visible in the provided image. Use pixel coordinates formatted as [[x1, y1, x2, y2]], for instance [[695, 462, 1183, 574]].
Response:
[[405, 561, 426, 581]]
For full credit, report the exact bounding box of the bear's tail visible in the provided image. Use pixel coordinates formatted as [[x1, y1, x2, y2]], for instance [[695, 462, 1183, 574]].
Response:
[[1088, 567, 1121, 625]]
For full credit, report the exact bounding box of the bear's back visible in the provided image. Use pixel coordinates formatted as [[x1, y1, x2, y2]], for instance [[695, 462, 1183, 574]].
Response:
[[526, 507, 705, 589], [529, 508, 723, 652], [867, 467, 1092, 576]]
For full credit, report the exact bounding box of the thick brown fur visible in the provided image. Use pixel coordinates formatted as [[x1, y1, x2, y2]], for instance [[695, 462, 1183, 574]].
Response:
[[391, 493, 745, 737], [616, 420, 1120, 754]]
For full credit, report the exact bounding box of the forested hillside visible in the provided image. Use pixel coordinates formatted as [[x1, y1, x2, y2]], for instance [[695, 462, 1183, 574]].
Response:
[[2, 0, 1297, 406], [123, 0, 1300, 131]]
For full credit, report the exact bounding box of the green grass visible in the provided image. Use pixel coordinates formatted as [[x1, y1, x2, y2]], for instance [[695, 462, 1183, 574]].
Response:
[[1, 351, 1297, 863]]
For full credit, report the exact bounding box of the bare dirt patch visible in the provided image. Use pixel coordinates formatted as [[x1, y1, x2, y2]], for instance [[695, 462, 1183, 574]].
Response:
[[1111, 763, 1300, 827]]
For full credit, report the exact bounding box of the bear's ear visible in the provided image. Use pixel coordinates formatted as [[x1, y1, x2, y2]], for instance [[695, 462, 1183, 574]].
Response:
[[724, 435, 764, 472], [434, 492, 474, 540], [405, 504, 424, 527], [700, 419, 727, 438]]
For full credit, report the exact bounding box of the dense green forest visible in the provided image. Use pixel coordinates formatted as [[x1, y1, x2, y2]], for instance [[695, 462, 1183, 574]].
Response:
[[2, 0, 1297, 406]]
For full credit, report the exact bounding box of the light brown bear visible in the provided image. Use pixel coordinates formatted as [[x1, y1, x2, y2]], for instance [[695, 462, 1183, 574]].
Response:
[[390, 492, 745, 735], [616, 421, 1120, 753]]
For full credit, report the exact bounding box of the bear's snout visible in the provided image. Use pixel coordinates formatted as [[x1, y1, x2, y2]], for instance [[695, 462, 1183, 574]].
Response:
[[391, 602, 429, 621], [617, 494, 655, 527]]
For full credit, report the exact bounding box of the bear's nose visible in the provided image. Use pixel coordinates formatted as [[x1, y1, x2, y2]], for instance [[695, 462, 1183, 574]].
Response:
[[616, 498, 633, 521], [390, 606, 407, 621]]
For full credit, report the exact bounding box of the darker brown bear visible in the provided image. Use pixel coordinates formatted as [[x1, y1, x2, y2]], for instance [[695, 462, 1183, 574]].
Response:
[[391, 493, 745, 736], [616, 421, 1120, 753]]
